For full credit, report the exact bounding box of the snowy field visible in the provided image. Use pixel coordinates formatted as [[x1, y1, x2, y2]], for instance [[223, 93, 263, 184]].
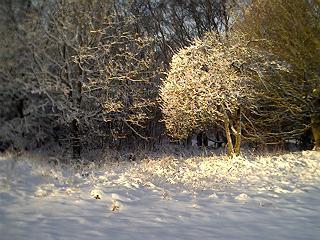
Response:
[[0, 151, 320, 240]]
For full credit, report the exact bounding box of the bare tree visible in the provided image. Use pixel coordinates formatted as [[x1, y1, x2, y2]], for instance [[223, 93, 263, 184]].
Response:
[[23, 0, 164, 157], [234, 0, 320, 150], [128, 0, 236, 66]]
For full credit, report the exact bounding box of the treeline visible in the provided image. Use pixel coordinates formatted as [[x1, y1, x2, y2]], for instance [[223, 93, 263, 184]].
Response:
[[0, 0, 319, 157]]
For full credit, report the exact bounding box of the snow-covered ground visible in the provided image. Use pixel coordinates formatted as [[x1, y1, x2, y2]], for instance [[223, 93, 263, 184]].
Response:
[[0, 151, 320, 240]]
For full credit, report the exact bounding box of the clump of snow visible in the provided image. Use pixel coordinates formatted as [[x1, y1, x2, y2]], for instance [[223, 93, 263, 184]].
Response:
[[34, 184, 56, 198], [235, 193, 251, 202], [90, 189, 103, 199]]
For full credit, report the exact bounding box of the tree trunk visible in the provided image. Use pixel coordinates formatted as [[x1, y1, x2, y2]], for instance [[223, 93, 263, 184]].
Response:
[[71, 118, 81, 160], [223, 108, 234, 157], [234, 108, 241, 155], [197, 132, 203, 147], [196, 131, 208, 148], [184, 134, 192, 148], [311, 114, 320, 151]]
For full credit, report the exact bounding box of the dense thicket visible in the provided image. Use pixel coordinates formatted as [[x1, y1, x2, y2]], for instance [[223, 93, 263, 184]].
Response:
[[0, 0, 35, 150], [0, 0, 233, 156], [1, 0, 319, 157]]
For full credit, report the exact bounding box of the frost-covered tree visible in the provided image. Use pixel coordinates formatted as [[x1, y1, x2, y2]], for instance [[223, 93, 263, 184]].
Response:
[[24, 0, 163, 156], [160, 32, 279, 156], [160, 32, 288, 155]]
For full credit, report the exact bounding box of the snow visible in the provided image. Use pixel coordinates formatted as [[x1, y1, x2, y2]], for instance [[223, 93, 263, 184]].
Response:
[[0, 151, 320, 240]]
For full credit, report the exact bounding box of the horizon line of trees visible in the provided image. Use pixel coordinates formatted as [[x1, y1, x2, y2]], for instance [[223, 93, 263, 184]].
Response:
[[0, 0, 319, 158]]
